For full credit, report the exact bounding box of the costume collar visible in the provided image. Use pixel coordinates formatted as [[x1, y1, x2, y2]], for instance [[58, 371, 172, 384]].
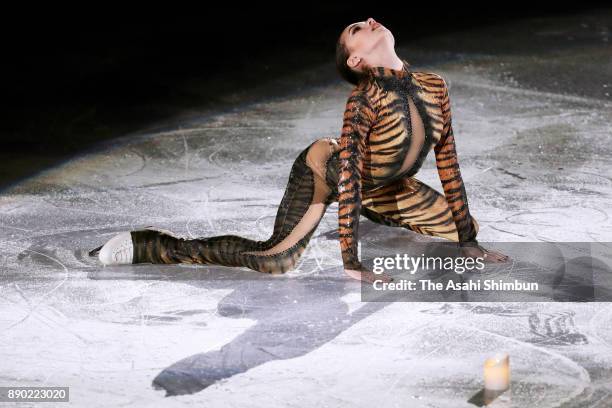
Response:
[[367, 58, 411, 79]]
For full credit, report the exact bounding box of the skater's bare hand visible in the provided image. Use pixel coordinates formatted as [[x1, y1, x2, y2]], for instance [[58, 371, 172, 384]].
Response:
[[460, 244, 510, 263], [344, 266, 394, 283]]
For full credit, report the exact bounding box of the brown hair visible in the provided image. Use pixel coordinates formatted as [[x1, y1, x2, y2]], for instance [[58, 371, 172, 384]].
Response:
[[335, 34, 367, 86]]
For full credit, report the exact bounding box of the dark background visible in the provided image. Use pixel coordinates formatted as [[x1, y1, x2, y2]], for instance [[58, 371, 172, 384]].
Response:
[[0, 2, 607, 188]]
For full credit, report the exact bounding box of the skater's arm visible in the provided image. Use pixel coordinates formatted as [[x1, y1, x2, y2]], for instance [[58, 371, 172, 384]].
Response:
[[434, 76, 478, 243], [338, 88, 375, 270]]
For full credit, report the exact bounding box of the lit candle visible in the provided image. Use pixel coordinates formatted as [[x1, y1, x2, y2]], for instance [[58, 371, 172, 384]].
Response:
[[484, 352, 510, 391]]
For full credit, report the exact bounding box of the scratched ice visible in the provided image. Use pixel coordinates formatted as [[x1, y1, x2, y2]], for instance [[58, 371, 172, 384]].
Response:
[[1, 9, 611, 407]]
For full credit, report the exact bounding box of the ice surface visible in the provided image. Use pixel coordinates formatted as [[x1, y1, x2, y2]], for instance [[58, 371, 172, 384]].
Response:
[[1, 9, 611, 407]]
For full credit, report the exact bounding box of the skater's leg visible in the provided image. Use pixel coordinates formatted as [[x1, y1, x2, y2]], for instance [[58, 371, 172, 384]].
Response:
[[101, 138, 339, 274], [360, 175, 479, 242]]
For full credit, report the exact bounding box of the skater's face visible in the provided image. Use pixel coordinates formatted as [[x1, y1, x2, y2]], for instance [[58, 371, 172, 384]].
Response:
[[339, 18, 394, 73]]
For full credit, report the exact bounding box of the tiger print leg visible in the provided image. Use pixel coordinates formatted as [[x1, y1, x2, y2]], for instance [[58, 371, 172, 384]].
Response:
[[360, 175, 479, 242], [129, 138, 339, 274]]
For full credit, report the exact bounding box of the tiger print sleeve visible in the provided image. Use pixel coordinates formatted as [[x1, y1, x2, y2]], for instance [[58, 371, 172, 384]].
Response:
[[338, 87, 375, 270], [435, 77, 479, 243]]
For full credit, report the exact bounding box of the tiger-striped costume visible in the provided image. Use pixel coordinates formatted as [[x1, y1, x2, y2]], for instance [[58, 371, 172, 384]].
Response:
[[336, 59, 479, 269], [90, 58, 478, 273]]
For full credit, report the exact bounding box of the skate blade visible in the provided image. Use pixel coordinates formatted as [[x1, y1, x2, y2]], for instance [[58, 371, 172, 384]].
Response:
[[88, 244, 103, 257]]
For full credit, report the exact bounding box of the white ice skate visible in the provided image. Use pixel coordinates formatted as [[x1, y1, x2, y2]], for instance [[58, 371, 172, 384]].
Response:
[[97, 231, 134, 265]]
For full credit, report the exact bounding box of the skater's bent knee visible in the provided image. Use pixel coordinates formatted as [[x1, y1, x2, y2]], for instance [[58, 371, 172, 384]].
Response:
[[254, 250, 303, 274]]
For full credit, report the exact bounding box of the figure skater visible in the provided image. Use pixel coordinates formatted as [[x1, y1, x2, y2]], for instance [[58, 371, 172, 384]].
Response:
[[89, 17, 508, 283]]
